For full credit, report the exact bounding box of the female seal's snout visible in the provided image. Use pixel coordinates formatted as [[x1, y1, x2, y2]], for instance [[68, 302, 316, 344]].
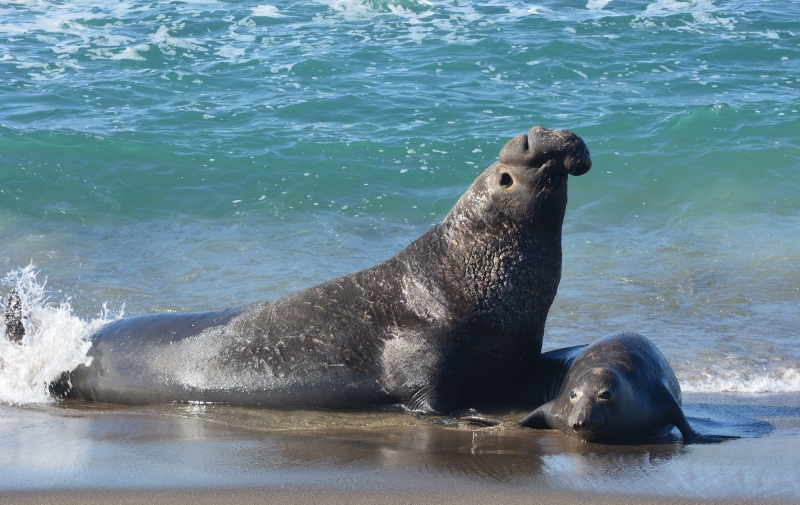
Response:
[[498, 126, 591, 176], [571, 414, 588, 430]]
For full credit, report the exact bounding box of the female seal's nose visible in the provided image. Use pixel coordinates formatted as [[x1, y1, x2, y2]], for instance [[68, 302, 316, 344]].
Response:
[[498, 126, 591, 176], [570, 409, 589, 430]]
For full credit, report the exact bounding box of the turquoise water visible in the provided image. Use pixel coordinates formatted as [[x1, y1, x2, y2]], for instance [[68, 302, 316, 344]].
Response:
[[1, 0, 799, 401]]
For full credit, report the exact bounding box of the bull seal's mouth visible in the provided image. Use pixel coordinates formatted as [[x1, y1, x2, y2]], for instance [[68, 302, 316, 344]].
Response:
[[534, 171, 565, 200]]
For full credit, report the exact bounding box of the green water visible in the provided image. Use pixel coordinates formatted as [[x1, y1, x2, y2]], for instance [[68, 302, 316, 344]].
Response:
[[1, 0, 799, 395]]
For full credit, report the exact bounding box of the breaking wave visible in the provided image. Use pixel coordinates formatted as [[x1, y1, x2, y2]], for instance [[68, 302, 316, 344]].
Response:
[[0, 265, 121, 405]]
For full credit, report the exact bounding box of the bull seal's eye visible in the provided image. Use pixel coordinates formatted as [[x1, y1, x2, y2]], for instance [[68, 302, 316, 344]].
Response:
[[598, 390, 613, 400], [569, 390, 578, 400], [499, 172, 513, 188]]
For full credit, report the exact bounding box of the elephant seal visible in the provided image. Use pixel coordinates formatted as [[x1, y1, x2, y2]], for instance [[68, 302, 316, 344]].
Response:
[[13, 126, 591, 413], [518, 332, 702, 443]]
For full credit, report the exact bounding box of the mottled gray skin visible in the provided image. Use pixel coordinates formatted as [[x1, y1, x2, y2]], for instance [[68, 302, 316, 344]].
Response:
[[58, 126, 591, 413], [3, 291, 24, 344], [519, 332, 699, 443]]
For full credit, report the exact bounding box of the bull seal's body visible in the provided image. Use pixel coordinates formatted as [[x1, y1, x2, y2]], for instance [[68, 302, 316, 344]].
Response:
[[54, 126, 590, 413], [518, 332, 699, 442]]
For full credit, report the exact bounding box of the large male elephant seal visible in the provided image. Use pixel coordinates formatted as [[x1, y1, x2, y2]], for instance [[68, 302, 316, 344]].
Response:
[[45, 126, 590, 413], [517, 332, 729, 443]]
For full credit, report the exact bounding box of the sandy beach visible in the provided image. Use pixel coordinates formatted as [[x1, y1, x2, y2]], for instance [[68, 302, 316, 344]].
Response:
[[2, 392, 798, 504], [3, 487, 794, 505]]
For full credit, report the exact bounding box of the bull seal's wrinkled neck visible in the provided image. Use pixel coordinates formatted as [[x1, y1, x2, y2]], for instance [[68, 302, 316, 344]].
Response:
[[398, 126, 591, 336]]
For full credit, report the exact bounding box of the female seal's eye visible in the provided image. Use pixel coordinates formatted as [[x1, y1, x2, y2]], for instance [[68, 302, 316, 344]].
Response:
[[499, 172, 513, 188], [598, 391, 612, 400]]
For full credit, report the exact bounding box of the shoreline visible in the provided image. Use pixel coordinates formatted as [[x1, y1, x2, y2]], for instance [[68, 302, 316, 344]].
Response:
[[1, 392, 798, 503], [4, 487, 796, 505]]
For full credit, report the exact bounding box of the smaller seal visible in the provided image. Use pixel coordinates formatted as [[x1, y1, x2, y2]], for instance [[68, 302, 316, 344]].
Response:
[[518, 332, 702, 443]]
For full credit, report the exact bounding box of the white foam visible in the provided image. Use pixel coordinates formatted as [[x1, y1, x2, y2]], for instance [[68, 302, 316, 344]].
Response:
[[251, 5, 286, 18], [681, 367, 800, 393], [630, 15, 657, 28], [678, 355, 800, 394], [0, 265, 122, 405], [586, 0, 612, 10], [0, 23, 29, 35], [109, 45, 148, 61], [216, 44, 246, 59], [319, 0, 433, 20], [691, 12, 736, 29], [327, 0, 383, 18], [508, 6, 548, 16], [644, 0, 725, 20], [151, 24, 207, 53]]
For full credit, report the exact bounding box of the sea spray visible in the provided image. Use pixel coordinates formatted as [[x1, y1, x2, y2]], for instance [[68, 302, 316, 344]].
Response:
[[0, 265, 122, 405], [679, 364, 800, 394]]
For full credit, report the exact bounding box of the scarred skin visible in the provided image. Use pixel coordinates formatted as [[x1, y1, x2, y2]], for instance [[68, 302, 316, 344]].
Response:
[[49, 126, 591, 413]]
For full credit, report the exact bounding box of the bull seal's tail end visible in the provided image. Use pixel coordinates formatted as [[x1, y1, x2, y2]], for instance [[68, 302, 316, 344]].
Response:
[[4, 290, 25, 344], [48, 371, 72, 399]]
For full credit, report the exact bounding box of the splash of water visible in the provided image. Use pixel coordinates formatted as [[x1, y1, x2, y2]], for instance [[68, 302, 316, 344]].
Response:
[[680, 366, 800, 394], [0, 265, 122, 405]]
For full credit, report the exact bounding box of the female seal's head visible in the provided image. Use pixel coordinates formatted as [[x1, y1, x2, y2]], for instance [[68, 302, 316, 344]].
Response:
[[565, 366, 624, 442]]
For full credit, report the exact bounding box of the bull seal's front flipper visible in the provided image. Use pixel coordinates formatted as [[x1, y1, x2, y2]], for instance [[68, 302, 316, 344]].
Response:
[[3, 290, 24, 344]]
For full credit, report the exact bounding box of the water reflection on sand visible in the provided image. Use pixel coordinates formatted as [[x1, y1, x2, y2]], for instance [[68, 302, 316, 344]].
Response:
[[1, 393, 798, 501]]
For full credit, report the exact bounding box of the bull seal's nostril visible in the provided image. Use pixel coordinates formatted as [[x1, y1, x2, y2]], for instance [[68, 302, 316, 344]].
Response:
[[498, 126, 591, 176]]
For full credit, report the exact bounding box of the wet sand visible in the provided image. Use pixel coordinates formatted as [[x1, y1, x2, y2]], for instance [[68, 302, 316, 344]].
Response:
[[3, 488, 794, 505], [2, 392, 799, 504]]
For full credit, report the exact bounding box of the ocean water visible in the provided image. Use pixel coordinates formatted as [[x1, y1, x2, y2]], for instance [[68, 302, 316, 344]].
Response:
[[0, 0, 799, 405]]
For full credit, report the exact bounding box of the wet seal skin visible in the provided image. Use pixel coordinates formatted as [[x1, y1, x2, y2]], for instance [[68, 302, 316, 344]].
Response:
[[517, 332, 738, 444], [7, 126, 591, 414], [3, 291, 24, 344]]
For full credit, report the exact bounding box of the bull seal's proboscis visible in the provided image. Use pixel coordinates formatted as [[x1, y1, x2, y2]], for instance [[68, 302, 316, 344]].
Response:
[[59, 126, 591, 413]]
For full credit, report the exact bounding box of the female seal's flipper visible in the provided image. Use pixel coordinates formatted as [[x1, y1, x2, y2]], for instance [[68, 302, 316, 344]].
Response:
[[518, 401, 555, 429], [662, 392, 740, 444], [661, 385, 698, 441]]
